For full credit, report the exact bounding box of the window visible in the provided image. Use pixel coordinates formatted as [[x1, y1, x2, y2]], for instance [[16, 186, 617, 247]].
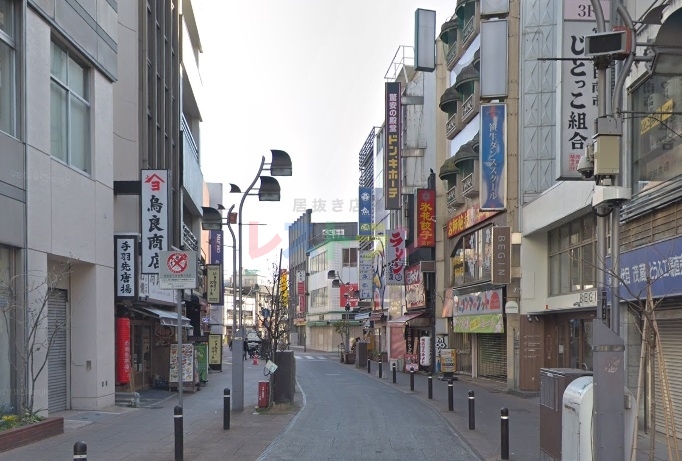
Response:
[[309, 252, 327, 273], [50, 41, 90, 173], [0, 0, 16, 136], [548, 215, 596, 296], [342, 248, 357, 267], [310, 287, 328, 308], [450, 226, 492, 286]]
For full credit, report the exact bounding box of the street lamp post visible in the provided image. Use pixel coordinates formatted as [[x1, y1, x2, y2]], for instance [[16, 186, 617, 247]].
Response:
[[225, 205, 238, 345], [231, 150, 292, 412]]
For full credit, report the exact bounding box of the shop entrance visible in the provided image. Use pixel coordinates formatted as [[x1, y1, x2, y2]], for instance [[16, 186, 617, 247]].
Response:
[[132, 322, 153, 389], [557, 316, 594, 371]]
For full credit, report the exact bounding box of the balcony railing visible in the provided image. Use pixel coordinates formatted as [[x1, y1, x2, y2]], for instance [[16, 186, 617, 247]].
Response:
[[462, 16, 475, 45], [462, 94, 474, 120], [446, 113, 458, 138], [446, 43, 458, 68], [182, 223, 198, 252], [447, 185, 458, 209], [462, 173, 474, 196]]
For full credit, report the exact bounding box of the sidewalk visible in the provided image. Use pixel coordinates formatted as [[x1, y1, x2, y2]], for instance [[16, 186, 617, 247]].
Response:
[[0, 348, 297, 461], [292, 345, 678, 461]]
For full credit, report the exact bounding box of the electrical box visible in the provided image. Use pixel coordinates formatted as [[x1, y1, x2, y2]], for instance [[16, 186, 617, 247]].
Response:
[[593, 134, 621, 176], [562, 376, 636, 461]]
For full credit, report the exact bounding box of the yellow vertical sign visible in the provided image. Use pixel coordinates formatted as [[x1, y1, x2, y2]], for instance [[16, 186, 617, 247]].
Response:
[[208, 334, 221, 365], [206, 265, 221, 304]]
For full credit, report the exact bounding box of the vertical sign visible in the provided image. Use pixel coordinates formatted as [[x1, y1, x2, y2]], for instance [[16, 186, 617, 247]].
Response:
[[405, 264, 425, 310], [359, 250, 373, 300], [206, 265, 221, 304], [386, 229, 406, 285], [296, 270, 305, 314], [358, 187, 373, 236], [479, 104, 507, 211], [416, 189, 435, 247], [141, 170, 169, 274], [339, 283, 359, 308], [209, 230, 224, 305], [115, 235, 137, 298], [491, 226, 512, 284], [558, 0, 610, 179], [385, 82, 402, 210]]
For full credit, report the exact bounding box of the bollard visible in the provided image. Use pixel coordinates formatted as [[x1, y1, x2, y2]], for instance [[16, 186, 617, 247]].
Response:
[[468, 390, 475, 430], [392, 363, 397, 383], [367, 358, 371, 374], [223, 388, 231, 430], [73, 441, 87, 460], [174, 405, 183, 461], [379, 361, 383, 379], [410, 369, 415, 391], [428, 374, 433, 399], [448, 379, 454, 411], [501, 407, 510, 460]]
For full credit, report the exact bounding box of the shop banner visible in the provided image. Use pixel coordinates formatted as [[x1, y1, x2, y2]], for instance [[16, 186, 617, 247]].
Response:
[[386, 229, 406, 285], [452, 313, 504, 333], [115, 235, 137, 298], [206, 265, 221, 304], [359, 250, 373, 300], [419, 336, 431, 366], [208, 334, 222, 367], [405, 264, 425, 309], [141, 169, 169, 274], [195, 343, 208, 383], [359, 187, 373, 235], [442, 288, 454, 317], [453, 288, 503, 316], [480, 103, 507, 210], [169, 344, 194, 383], [139, 274, 176, 304], [405, 353, 419, 372], [385, 82, 402, 209], [209, 230, 224, 306], [491, 226, 512, 284], [416, 189, 436, 247]]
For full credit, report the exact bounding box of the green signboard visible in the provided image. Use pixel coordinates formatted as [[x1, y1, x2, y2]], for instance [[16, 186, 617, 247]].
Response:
[[195, 343, 209, 383], [452, 314, 504, 333]]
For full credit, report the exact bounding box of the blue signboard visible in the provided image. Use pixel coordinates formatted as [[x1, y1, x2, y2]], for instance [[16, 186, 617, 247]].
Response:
[[209, 230, 224, 305], [480, 103, 507, 211], [609, 236, 682, 301], [359, 187, 372, 236]]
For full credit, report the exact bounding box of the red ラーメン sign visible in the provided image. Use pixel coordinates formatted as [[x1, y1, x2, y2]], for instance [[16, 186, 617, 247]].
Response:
[[416, 189, 435, 247], [386, 229, 406, 285]]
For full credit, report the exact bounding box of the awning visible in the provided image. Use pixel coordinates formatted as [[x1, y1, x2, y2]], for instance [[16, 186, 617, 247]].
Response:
[[388, 312, 424, 324], [130, 306, 192, 328]]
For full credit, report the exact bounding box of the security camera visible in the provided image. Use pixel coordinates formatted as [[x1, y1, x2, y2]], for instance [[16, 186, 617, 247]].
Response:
[[577, 154, 594, 180]]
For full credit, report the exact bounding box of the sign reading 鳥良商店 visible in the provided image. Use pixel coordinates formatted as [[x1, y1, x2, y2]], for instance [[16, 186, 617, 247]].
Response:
[[141, 170, 169, 274]]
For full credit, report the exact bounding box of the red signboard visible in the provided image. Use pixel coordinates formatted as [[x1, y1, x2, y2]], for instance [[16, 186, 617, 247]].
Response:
[[339, 283, 359, 308], [405, 264, 425, 310], [416, 189, 435, 247]]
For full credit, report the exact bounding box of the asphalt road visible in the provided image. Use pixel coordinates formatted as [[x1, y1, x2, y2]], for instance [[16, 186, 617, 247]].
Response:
[[258, 355, 481, 461]]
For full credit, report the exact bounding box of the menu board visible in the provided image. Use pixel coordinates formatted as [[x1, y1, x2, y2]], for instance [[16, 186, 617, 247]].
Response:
[[169, 344, 194, 383]]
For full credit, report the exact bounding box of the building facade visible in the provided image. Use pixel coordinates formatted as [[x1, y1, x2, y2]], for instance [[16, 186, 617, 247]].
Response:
[[287, 208, 312, 346]]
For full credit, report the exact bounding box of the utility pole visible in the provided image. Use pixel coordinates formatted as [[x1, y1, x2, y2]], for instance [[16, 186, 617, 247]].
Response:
[[582, 1, 637, 459]]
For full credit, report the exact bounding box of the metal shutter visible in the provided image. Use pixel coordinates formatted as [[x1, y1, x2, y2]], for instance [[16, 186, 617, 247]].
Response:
[[477, 333, 507, 381], [654, 319, 682, 439], [48, 289, 68, 413]]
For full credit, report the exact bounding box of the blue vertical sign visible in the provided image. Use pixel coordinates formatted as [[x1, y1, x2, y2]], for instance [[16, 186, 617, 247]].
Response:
[[480, 103, 507, 211], [209, 230, 224, 306], [359, 187, 372, 236]]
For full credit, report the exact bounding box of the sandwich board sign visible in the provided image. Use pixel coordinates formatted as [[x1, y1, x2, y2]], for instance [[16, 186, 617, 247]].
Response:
[[159, 251, 197, 289]]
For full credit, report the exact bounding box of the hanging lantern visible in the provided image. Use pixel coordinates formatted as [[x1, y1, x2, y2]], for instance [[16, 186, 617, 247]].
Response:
[[115, 317, 131, 384]]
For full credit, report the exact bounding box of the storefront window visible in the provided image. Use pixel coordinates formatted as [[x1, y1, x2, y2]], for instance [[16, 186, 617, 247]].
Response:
[[451, 226, 492, 286], [548, 215, 596, 296], [0, 245, 14, 411], [632, 75, 682, 193]]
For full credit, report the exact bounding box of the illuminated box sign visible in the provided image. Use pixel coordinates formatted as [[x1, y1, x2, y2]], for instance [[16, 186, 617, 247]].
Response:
[[358, 187, 373, 236], [416, 189, 435, 247], [385, 82, 402, 210], [480, 103, 507, 211], [446, 206, 499, 239], [141, 169, 169, 274]]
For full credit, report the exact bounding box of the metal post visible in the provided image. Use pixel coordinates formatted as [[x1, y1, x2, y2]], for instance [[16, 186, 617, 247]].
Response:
[[448, 379, 454, 411], [174, 405, 183, 461], [392, 363, 397, 383], [468, 390, 475, 429], [428, 374, 433, 399], [176, 289, 183, 406], [234, 156, 266, 412], [501, 408, 510, 460], [379, 361, 383, 379], [223, 388, 230, 430], [410, 369, 415, 391], [367, 358, 371, 374], [73, 442, 87, 460], [226, 205, 237, 346]]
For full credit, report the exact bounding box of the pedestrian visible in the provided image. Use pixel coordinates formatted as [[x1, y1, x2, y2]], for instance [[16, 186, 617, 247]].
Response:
[[243, 338, 248, 360], [229, 339, 232, 351]]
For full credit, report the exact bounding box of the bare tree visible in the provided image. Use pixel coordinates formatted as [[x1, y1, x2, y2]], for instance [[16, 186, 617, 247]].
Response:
[[255, 257, 290, 362], [1, 261, 72, 416]]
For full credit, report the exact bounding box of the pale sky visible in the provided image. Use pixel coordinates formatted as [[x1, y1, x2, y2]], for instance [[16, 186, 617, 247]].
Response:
[[200, 1, 455, 276]]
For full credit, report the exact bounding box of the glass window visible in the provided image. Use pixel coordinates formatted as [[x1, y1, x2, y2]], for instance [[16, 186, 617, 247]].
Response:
[[0, 0, 16, 137], [450, 226, 493, 287], [50, 41, 90, 173], [548, 215, 597, 295], [342, 248, 357, 267], [0, 245, 14, 411]]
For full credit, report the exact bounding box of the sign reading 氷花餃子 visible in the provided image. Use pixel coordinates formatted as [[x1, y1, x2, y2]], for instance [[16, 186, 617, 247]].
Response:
[[141, 170, 169, 274], [416, 189, 435, 247]]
